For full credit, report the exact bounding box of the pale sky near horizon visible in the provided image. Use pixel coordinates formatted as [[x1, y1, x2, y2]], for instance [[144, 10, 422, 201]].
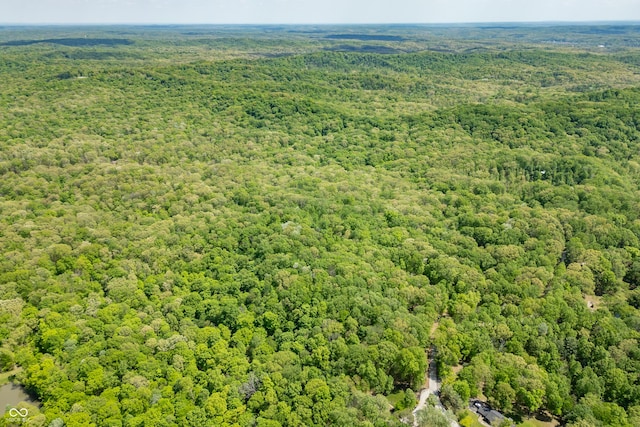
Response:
[[1, 0, 639, 25]]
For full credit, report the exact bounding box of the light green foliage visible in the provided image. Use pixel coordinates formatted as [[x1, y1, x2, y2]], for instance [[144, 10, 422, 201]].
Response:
[[440, 383, 465, 412], [0, 24, 639, 427], [416, 405, 450, 427]]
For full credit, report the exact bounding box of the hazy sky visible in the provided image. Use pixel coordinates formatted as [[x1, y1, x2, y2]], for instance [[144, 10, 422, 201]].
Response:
[[2, 0, 639, 24]]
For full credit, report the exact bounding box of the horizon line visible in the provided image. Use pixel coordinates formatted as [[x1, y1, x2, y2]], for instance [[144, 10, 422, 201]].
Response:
[[2, 20, 640, 27]]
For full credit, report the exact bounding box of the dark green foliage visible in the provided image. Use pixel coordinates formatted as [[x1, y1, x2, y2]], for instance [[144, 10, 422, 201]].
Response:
[[1, 24, 640, 427]]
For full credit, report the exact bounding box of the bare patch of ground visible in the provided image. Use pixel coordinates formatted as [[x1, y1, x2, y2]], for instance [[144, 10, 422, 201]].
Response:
[[430, 321, 440, 338], [584, 294, 603, 311]]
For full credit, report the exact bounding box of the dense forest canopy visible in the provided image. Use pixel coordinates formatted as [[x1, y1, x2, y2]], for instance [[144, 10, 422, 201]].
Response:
[[1, 24, 640, 427]]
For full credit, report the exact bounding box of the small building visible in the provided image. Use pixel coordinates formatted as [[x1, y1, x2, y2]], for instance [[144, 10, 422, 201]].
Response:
[[470, 399, 513, 426], [482, 408, 506, 425]]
